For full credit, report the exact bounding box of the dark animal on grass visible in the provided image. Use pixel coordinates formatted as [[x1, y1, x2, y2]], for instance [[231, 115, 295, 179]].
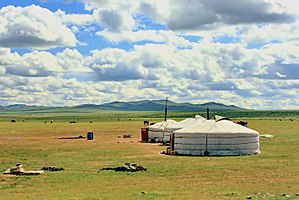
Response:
[[236, 121, 248, 126]]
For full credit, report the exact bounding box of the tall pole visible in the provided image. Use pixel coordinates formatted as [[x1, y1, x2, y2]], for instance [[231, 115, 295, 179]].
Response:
[[206, 108, 210, 120], [164, 96, 168, 121]]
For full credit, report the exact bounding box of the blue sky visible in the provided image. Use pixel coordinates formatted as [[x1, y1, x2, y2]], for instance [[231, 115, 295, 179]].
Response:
[[0, 0, 298, 109]]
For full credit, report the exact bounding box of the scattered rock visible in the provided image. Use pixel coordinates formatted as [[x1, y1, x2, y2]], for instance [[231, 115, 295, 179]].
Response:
[[4, 164, 44, 175], [259, 134, 274, 138], [3, 163, 25, 174], [41, 166, 64, 171], [123, 134, 132, 138], [282, 193, 291, 197], [58, 135, 85, 139], [224, 192, 236, 196], [102, 163, 147, 172], [247, 196, 252, 199], [141, 191, 146, 195]]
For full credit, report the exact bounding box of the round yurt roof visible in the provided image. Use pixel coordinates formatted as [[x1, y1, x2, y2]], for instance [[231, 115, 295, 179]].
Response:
[[149, 119, 177, 131], [165, 115, 205, 132], [174, 119, 259, 135]]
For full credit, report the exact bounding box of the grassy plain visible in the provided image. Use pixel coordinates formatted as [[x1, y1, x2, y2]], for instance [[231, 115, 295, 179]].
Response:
[[0, 111, 298, 200]]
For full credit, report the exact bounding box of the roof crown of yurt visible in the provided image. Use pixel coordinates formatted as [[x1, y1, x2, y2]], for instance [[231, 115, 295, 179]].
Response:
[[163, 114, 205, 143]]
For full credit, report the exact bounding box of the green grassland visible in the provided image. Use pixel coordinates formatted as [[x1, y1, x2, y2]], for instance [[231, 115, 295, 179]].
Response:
[[0, 110, 298, 199], [0, 108, 298, 122]]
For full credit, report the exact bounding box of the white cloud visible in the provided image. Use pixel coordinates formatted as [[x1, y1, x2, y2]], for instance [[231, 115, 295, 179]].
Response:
[[0, 48, 22, 66], [140, 0, 295, 31], [56, 48, 91, 73], [276, 72, 287, 78], [263, 43, 299, 64], [86, 48, 158, 81], [80, 0, 299, 50], [1, 38, 299, 108], [79, 0, 139, 32], [97, 30, 192, 48], [55, 9, 94, 25], [0, 5, 77, 49], [240, 22, 299, 44], [4, 51, 63, 77]]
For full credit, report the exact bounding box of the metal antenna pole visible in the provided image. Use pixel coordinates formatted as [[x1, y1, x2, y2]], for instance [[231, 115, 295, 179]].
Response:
[[164, 97, 168, 121]]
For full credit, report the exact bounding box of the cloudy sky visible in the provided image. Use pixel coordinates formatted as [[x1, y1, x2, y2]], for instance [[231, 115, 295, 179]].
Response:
[[0, 0, 298, 109]]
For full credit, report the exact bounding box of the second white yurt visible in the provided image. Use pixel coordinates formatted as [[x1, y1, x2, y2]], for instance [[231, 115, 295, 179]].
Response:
[[171, 119, 260, 156], [163, 115, 205, 142], [148, 119, 177, 142]]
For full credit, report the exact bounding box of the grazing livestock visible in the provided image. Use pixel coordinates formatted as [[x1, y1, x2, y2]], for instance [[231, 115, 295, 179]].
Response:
[[236, 121, 248, 126]]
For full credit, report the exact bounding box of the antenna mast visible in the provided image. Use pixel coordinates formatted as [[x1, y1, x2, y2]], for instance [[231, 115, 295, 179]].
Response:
[[164, 96, 168, 121]]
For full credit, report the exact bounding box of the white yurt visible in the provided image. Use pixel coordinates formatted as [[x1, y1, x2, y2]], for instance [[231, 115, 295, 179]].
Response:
[[171, 119, 260, 156], [148, 119, 177, 142], [164, 115, 205, 142]]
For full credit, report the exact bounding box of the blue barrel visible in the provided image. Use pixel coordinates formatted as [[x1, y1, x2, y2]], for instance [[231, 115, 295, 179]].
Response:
[[87, 132, 94, 140]]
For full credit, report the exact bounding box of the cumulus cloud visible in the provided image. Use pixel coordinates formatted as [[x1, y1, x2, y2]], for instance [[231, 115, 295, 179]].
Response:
[[5, 51, 62, 77], [0, 48, 91, 79], [96, 30, 192, 48], [1, 38, 299, 107], [263, 43, 299, 64], [140, 0, 295, 31], [79, 0, 138, 32], [0, 5, 77, 49], [86, 48, 158, 81], [76, 0, 299, 46], [56, 48, 91, 73], [55, 9, 94, 25]]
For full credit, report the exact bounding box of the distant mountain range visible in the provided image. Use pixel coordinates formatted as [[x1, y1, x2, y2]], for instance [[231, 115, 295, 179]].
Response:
[[0, 100, 242, 112]]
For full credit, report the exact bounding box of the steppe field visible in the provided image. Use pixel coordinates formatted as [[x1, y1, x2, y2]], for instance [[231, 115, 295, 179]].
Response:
[[0, 111, 298, 200]]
